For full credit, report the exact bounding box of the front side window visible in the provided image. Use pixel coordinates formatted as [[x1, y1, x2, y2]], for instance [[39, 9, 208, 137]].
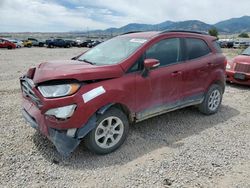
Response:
[[185, 38, 211, 60], [78, 37, 147, 65], [145, 38, 181, 66]]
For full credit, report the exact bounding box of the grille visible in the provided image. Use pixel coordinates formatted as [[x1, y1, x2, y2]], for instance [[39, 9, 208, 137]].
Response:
[[21, 77, 42, 107], [235, 63, 250, 73]]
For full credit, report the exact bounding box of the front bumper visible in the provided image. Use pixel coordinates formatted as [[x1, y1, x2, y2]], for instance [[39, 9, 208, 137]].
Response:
[[226, 70, 250, 86], [22, 98, 96, 156]]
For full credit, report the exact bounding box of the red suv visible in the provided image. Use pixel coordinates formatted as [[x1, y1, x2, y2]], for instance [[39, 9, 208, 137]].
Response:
[[21, 31, 226, 156]]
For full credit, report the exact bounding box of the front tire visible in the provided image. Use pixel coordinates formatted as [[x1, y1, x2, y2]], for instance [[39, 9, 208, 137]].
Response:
[[85, 107, 129, 154], [199, 84, 223, 115]]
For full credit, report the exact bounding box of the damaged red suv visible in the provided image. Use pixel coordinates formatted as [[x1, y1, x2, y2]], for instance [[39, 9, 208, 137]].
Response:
[[21, 31, 226, 156]]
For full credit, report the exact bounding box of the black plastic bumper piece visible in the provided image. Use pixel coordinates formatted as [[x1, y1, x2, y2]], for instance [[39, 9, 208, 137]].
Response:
[[48, 115, 97, 157], [48, 128, 80, 157]]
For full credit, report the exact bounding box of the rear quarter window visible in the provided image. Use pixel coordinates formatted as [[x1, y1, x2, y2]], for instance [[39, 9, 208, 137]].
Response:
[[213, 41, 222, 53], [185, 38, 211, 60]]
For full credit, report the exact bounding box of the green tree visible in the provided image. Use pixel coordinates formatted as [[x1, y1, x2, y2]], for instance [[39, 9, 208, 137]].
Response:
[[238, 32, 249, 38], [208, 28, 219, 38]]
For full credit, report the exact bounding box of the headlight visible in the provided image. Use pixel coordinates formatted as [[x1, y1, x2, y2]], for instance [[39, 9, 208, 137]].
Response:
[[38, 83, 80, 98], [45, 104, 76, 119], [226, 63, 231, 70]]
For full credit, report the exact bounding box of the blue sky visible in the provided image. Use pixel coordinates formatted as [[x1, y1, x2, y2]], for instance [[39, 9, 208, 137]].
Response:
[[0, 0, 250, 32]]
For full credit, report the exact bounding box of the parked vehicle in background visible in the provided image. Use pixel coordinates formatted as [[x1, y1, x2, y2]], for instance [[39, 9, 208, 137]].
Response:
[[226, 47, 250, 86], [28, 38, 45, 47], [218, 39, 234, 48], [8, 39, 24, 48], [233, 41, 248, 49], [219, 41, 228, 48], [75, 39, 82, 47], [87, 40, 102, 48], [45, 39, 52, 46], [20, 30, 226, 156], [65, 40, 78, 47], [79, 39, 93, 47], [227, 41, 234, 48], [0, 38, 16, 49], [47, 39, 71, 48], [22, 40, 32, 48]]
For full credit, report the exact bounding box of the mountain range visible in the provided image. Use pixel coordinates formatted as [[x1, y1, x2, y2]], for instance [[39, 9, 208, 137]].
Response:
[[89, 16, 250, 35]]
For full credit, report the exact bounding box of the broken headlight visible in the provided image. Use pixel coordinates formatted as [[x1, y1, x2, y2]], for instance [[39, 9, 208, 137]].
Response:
[[45, 104, 77, 119]]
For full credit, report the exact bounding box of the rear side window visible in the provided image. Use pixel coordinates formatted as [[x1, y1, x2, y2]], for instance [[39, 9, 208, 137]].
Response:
[[213, 41, 222, 53], [185, 38, 211, 60], [146, 38, 181, 66]]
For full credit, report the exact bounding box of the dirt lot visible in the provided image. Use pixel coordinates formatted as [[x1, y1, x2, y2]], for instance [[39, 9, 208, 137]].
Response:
[[0, 48, 249, 188]]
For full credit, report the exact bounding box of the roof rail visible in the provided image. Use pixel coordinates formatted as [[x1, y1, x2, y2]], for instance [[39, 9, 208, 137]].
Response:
[[120, 31, 143, 35], [160, 30, 208, 35]]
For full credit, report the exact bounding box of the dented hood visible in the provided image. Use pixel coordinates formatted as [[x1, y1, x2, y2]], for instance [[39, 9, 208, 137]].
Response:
[[32, 60, 124, 84]]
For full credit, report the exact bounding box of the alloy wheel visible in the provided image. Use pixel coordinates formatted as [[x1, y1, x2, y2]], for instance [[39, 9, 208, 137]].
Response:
[[95, 116, 124, 149]]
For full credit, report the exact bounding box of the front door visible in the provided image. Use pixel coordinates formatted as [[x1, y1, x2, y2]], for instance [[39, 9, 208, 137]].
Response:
[[135, 37, 183, 120]]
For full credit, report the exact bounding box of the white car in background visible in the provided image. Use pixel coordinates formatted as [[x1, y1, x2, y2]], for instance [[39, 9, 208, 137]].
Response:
[[9, 39, 24, 48]]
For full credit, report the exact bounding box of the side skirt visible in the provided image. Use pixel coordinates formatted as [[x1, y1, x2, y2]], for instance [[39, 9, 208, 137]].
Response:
[[135, 93, 204, 123]]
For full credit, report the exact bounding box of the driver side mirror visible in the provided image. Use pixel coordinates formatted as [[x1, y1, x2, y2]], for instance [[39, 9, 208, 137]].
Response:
[[142, 58, 160, 77]]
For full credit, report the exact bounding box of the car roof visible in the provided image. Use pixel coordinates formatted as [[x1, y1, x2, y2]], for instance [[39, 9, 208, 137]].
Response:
[[120, 31, 161, 39], [121, 30, 216, 40]]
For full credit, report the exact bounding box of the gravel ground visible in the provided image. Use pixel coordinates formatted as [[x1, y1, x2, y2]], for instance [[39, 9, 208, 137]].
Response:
[[0, 47, 249, 188]]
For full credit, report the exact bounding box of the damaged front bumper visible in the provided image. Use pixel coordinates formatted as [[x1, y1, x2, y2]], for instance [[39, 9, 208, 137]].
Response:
[[22, 107, 96, 157]]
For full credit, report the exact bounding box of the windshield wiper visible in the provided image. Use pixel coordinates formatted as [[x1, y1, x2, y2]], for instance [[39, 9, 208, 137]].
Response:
[[78, 59, 96, 65], [241, 53, 250, 56]]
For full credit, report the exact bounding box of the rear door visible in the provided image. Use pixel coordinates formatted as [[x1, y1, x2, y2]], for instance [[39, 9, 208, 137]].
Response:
[[181, 37, 213, 100]]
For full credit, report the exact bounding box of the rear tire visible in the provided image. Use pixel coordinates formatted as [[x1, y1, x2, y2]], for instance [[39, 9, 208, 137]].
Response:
[[199, 84, 223, 115], [85, 107, 129, 154], [7, 46, 12, 49]]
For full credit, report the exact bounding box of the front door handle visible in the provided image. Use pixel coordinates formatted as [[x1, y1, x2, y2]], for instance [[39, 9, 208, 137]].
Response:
[[171, 71, 182, 76], [207, 62, 214, 67]]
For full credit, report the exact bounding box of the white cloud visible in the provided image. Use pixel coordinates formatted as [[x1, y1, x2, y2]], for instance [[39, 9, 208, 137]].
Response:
[[0, 0, 250, 32], [80, 0, 250, 24], [0, 0, 109, 32]]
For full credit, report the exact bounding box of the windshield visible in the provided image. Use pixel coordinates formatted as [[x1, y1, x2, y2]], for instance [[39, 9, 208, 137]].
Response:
[[241, 47, 250, 56], [78, 37, 147, 65]]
